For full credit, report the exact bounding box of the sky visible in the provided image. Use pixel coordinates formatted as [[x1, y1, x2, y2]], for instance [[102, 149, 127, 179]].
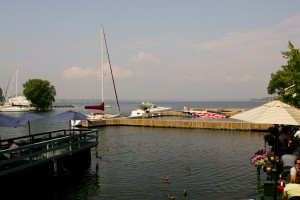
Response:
[[1, 0, 300, 102]]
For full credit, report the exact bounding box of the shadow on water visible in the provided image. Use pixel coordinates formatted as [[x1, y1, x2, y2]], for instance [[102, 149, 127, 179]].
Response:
[[0, 162, 100, 200]]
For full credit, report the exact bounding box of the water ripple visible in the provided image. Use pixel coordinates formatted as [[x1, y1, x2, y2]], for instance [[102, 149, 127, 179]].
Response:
[[84, 127, 266, 199]]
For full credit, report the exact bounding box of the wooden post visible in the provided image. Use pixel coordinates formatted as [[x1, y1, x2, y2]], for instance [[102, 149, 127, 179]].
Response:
[[53, 160, 57, 177]]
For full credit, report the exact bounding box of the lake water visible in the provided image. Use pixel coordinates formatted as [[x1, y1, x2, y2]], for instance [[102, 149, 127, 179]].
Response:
[[0, 101, 269, 199]]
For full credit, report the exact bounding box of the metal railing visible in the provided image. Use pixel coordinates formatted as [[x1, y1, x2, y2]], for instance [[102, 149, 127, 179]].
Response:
[[0, 129, 99, 177]]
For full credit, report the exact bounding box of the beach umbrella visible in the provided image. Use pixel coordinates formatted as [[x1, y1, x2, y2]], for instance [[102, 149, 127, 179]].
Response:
[[230, 100, 300, 125], [16, 112, 47, 135], [51, 110, 89, 121], [51, 110, 90, 128], [0, 113, 24, 128]]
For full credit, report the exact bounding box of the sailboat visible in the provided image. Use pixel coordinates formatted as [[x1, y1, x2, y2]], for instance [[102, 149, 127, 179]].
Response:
[[72, 26, 121, 126], [0, 69, 35, 112]]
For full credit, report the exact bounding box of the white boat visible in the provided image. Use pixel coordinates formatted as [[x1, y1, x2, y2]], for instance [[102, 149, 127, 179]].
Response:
[[0, 102, 35, 112], [128, 102, 171, 118], [72, 26, 121, 127], [0, 69, 35, 112]]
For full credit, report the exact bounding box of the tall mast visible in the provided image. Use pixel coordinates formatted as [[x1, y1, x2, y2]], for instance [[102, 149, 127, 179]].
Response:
[[103, 26, 121, 114], [101, 26, 104, 103], [15, 68, 18, 96]]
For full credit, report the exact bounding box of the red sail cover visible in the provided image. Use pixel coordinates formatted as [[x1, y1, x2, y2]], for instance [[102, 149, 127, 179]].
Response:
[[84, 102, 105, 111]]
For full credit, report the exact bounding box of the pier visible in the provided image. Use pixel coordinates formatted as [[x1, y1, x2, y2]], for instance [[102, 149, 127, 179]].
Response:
[[138, 109, 247, 118], [51, 104, 75, 108], [0, 129, 99, 179], [82, 117, 270, 131], [76, 109, 271, 131]]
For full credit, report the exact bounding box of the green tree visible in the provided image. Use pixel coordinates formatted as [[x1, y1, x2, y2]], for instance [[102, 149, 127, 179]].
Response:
[[23, 79, 56, 110], [267, 41, 300, 108]]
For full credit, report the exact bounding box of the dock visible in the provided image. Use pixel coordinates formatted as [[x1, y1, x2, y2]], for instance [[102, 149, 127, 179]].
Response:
[[77, 108, 271, 131], [82, 116, 271, 132], [0, 128, 99, 179], [51, 104, 75, 108]]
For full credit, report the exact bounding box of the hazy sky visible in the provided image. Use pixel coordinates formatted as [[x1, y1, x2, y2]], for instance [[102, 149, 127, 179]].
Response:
[[1, 1, 300, 101]]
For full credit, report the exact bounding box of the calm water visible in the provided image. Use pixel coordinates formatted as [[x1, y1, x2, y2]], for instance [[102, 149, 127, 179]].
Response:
[[0, 101, 268, 199]]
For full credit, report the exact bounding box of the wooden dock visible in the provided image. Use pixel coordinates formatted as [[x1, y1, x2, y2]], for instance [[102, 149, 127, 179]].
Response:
[[136, 109, 247, 118], [0, 129, 99, 179], [79, 109, 271, 131], [82, 117, 270, 131], [51, 104, 75, 108]]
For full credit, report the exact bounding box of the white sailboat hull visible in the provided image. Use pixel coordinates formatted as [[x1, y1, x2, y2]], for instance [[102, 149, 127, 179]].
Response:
[[71, 113, 121, 127], [0, 105, 35, 112]]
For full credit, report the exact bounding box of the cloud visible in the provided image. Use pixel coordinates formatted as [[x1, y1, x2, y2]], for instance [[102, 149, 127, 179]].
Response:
[[110, 65, 133, 79], [62, 66, 100, 79], [279, 15, 300, 27], [130, 52, 159, 64], [225, 75, 256, 82], [191, 14, 300, 54], [62, 64, 133, 80]]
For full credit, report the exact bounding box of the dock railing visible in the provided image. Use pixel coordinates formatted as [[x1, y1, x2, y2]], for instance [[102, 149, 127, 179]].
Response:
[[0, 129, 99, 177]]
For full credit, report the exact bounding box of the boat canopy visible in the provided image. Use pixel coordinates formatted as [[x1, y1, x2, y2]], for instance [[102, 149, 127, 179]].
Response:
[[84, 102, 105, 111]]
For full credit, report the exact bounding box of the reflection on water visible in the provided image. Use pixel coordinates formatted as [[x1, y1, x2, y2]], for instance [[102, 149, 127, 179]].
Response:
[[0, 125, 266, 199], [43, 126, 265, 200]]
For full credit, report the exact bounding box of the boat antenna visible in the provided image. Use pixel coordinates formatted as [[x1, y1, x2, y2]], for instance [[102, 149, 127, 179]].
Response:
[[102, 27, 121, 114]]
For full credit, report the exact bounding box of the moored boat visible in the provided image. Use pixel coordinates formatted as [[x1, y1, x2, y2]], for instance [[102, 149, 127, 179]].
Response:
[[1, 69, 35, 112], [128, 102, 171, 118], [71, 26, 121, 127], [0, 104, 35, 112]]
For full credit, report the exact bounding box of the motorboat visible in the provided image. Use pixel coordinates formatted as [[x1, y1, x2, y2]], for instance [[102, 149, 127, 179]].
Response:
[[128, 102, 171, 118]]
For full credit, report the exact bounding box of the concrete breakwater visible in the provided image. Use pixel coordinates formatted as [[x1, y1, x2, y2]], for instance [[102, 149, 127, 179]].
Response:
[[82, 118, 270, 132]]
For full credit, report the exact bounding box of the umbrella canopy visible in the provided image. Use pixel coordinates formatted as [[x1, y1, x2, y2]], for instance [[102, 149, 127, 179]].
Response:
[[51, 110, 89, 121], [16, 112, 47, 135], [230, 100, 300, 125], [51, 111, 90, 129], [0, 113, 24, 128], [16, 112, 47, 122]]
